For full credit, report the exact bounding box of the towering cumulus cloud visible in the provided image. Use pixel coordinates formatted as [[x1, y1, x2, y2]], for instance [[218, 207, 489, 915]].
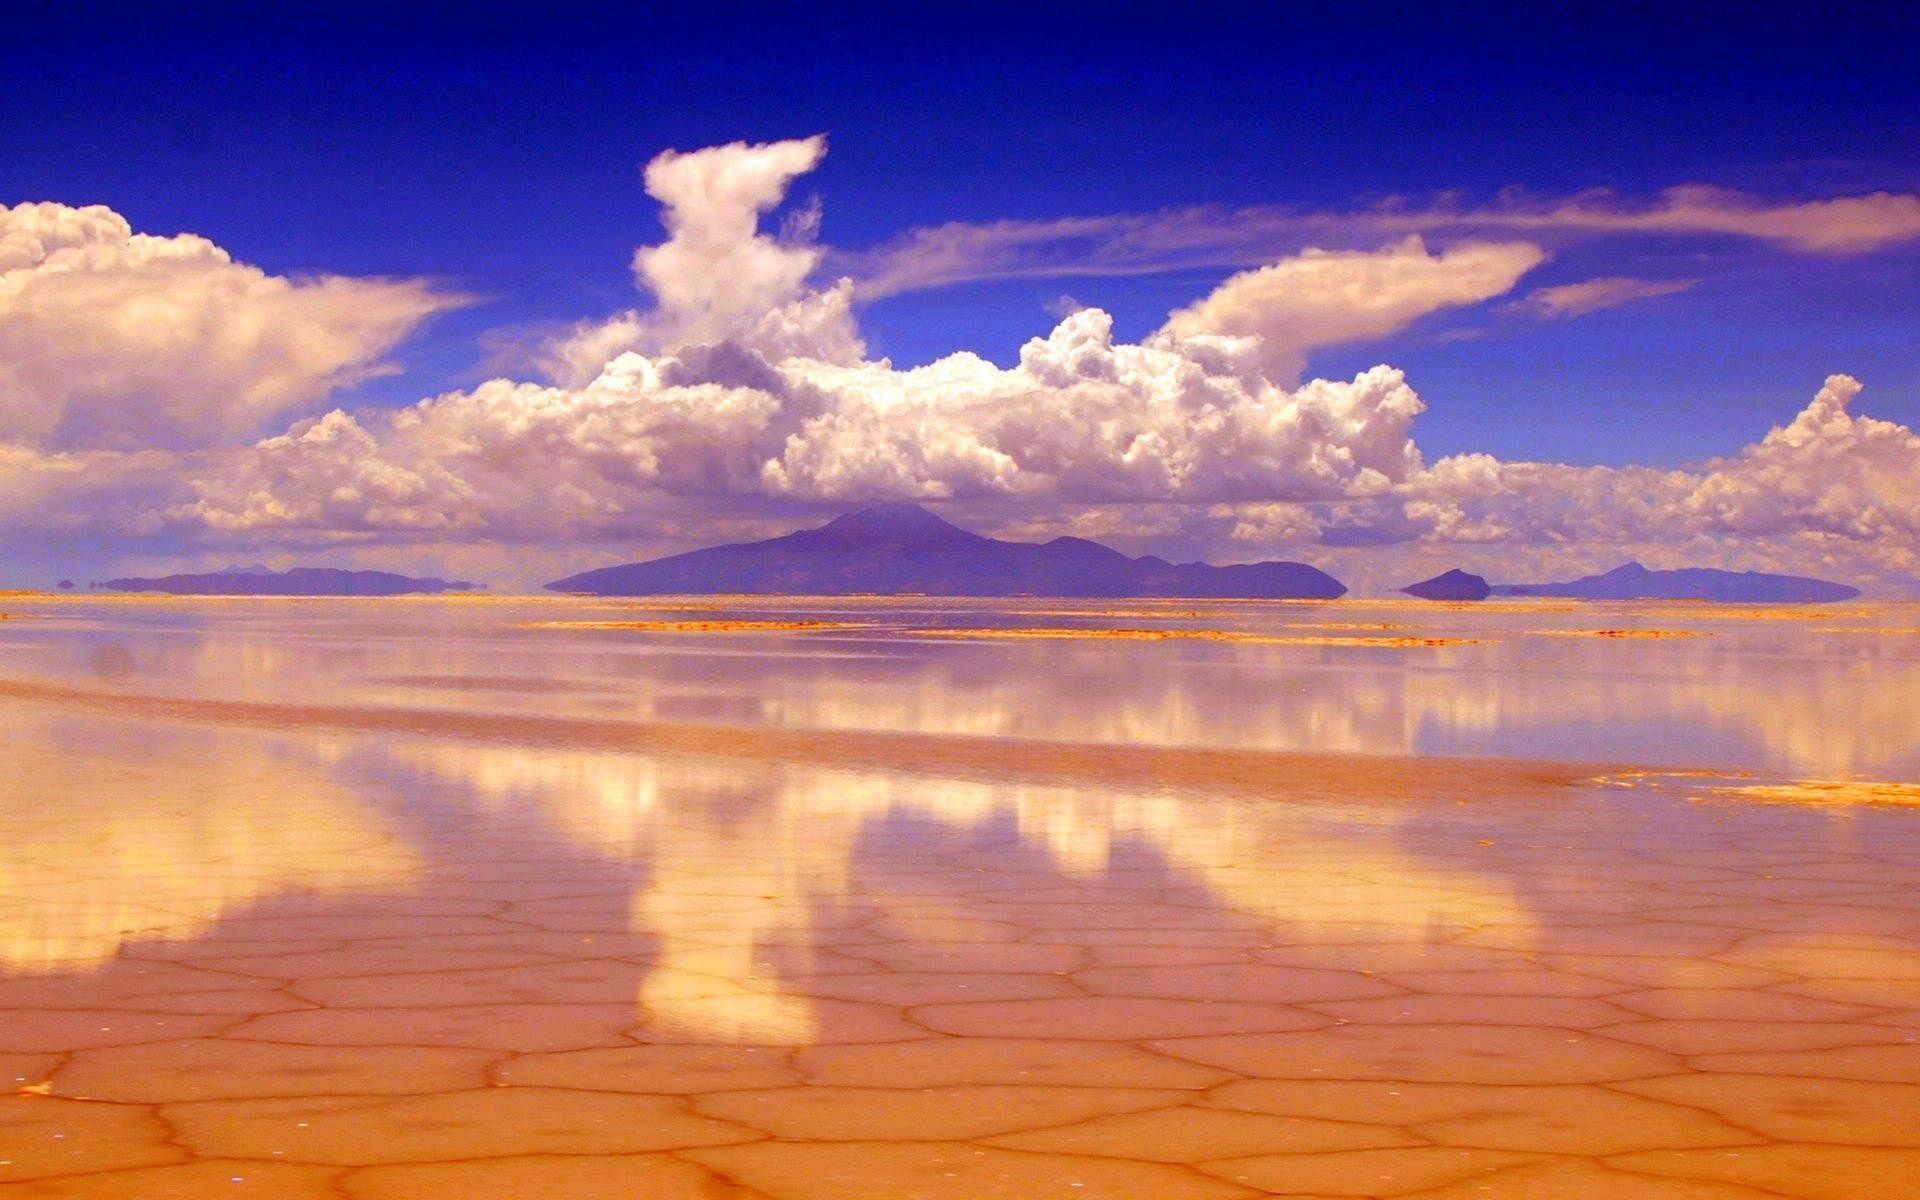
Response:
[[179, 138, 1450, 540], [3, 139, 1919, 592], [539, 136, 864, 385]]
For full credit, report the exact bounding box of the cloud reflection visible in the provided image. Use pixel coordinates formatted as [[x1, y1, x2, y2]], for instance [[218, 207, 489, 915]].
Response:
[[381, 737, 1537, 1043], [0, 712, 419, 973]]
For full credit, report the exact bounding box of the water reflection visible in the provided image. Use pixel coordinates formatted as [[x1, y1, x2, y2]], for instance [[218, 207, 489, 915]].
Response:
[[0, 711, 419, 973], [1, 691, 1544, 1041], [3, 602, 1917, 1197], [1, 596, 1917, 778], [373, 736, 1539, 1044]]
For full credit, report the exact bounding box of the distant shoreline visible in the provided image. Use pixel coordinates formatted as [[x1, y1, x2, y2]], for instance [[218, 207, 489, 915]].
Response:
[[0, 590, 1903, 605]]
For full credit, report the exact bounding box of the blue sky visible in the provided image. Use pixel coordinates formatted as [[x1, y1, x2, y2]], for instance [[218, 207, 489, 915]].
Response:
[[2, 3, 1918, 589], [8, 3, 1916, 461]]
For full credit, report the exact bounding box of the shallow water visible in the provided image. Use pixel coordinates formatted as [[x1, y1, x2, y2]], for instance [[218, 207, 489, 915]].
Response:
[[1, 596, 1917, 1197]]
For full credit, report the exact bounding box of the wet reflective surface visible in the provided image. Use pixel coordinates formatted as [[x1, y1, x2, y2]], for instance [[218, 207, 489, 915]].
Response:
[[1, 595, 1918, 1197]]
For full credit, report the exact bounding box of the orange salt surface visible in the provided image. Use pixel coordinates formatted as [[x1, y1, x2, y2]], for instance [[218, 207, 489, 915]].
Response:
[[1601, 770, 1920, 809], [1704, 780, 1920, 807], [519, 619, 872, 633], [908, 627, 1484, 647], [995, 608, 1223, 620], [1, 597, 1918, 1198], [1817, 626, 1920, 635], [1529, 628, 1713, 639], [1630, 603, 1880, 622], [1341, 597, 1587, 613], [1279, 620, 1411, 630]]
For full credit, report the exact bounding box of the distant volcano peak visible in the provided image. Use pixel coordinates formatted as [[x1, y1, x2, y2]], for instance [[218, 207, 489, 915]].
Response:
[[821, 503, 956, 534], [809, 503, 980, 549], [548, 506, 1345, 598]]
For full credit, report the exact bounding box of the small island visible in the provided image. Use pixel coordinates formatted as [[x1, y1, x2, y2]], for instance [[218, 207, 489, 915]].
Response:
[[101, 566, 481, 596], [1493, 561, 1859, 603], [1400, 569, 1492, 601]]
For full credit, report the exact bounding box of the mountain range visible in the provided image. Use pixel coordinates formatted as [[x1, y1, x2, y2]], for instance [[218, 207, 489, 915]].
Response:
[[92, 524, 1862, 604], [547, 504, 1348, 598]]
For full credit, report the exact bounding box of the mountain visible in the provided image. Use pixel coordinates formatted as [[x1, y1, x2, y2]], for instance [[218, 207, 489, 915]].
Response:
[[1492, 561, 1859, 603], [102, 567, 480, 596], [547, 504, 1347, 598], [1401, 568, 1491, 601]]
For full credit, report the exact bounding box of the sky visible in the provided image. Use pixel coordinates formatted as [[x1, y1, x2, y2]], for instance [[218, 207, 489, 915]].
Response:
[[3, 2, 1919, 592]]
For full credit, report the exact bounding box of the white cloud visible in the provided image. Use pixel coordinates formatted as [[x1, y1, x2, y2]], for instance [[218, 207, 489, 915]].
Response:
[[1388, 375, 1920, 589], [0, 444, 97, 529], [633, 135, 827, 335], [0, 201, 463, 451], [173, 409, 482, 536], [5, 142, 1919, 595], [1516, 275, 1698, 319], [1402, 375, 1920, 550], [176, 308, 1430, 541], [538, 137, 864, 385], [1218, 502, 1323, 545], [1516, 186, 1920, 254], [0, 442, 184, 544], [1160, 236, 1546, 381], [1683, 375, 1920, 542], [160, 140, 1461, 540], [774, 313, 1428, 501]]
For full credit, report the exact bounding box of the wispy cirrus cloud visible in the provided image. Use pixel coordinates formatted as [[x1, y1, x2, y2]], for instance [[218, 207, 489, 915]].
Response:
[[1514, 275, 1700, 319], [840, 185, 1920, 299]]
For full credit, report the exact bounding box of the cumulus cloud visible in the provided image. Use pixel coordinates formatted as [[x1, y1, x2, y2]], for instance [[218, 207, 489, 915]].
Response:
[[1404, 375, 1920, 548], [160, 139, 1468, 546], [0, 445, 98, 529], [5, 139, 1919, 594], [844, 185, 1920, 298], [1683, 375, 1920, 543], [177, 308, 1430, 542], [1516, 275, 1699, 319], [1160, 236, 1546, 380], [776, 315, 1429, 501], [1391, 375, 1920, 587], [1218, 502, 1323, 545], [0, 201, 463, 451], [0, 442, 186, 547]]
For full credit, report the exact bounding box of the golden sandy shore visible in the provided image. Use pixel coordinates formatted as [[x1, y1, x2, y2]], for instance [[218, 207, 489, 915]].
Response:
[[0, 597, 1917, 1198]]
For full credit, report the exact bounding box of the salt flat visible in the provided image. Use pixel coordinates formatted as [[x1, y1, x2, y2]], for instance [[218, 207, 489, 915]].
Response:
[[1, 595, 1916, 1198]]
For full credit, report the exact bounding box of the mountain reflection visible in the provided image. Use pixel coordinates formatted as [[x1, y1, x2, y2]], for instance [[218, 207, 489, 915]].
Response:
[[7, 596, 1916, 780]]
